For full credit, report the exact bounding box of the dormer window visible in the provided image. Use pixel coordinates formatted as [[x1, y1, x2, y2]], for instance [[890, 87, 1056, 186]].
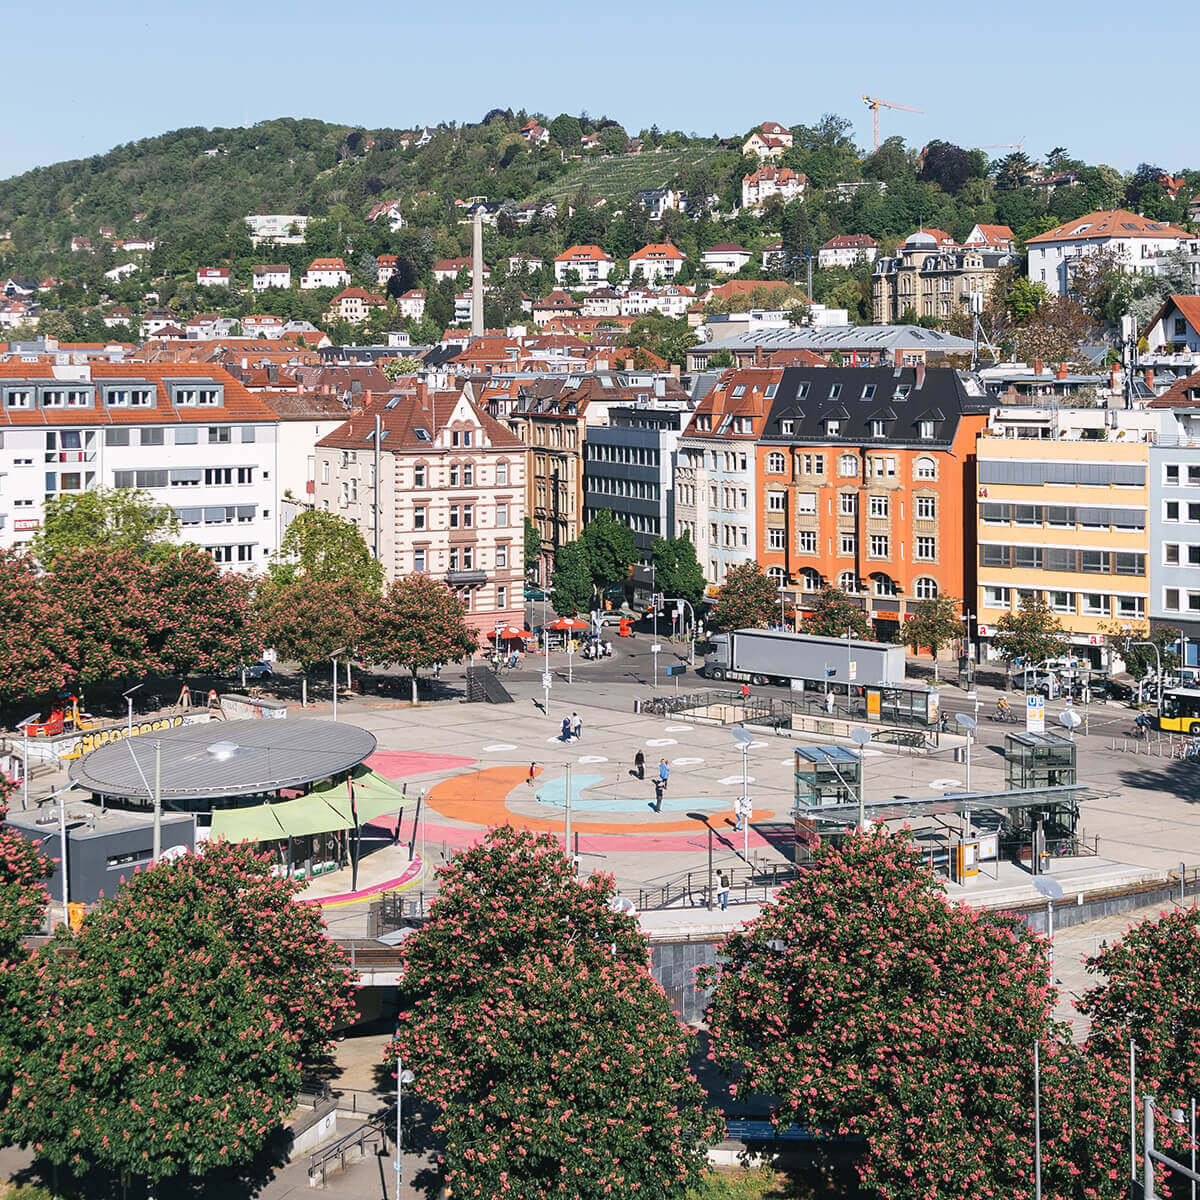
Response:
[[731, 385, 746, 397], [764, 383, 778, 399], [780, 419, 794, 435], [861, 385, 876, 400], [825, 419, 841, 437], [4, 388, 32, 409], [870, 419, 886, 438], [172, 384, 222, 407], [105, 386, 154, 407], [919, 420, 935, 440], [41, 388, 93, 408]]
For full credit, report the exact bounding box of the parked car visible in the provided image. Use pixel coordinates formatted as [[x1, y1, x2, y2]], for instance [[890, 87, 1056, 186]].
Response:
[[1010, 669, 1058, 698], [242, 661, 273, 679], [524, 586, 549, 602]]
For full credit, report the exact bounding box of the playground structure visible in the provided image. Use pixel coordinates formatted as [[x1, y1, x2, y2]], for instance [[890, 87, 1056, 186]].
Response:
[[21, 694, 98, 739]]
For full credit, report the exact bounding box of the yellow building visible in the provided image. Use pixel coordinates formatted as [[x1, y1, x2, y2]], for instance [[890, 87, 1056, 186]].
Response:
[[975, 435, 1150, 669]]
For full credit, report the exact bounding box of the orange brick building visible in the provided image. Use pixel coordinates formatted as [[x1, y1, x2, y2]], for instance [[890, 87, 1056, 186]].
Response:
[[753, 365, 989, 636]]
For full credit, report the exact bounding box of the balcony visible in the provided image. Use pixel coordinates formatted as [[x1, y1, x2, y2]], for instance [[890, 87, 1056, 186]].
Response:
[[446, 570, 488, 586]]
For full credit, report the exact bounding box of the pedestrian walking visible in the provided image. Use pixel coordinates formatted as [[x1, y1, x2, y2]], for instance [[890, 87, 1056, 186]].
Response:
[[825, 689, 835, 714], [572, 712, 583, 740], [740, 682, 750, 701], [653, 777, 665, 812], [717, 871, 731, 912], [561, 716, 573, 742], [526, 762, 536, 786], [634, 749, 645, 780], [658, 758, 670, 789]]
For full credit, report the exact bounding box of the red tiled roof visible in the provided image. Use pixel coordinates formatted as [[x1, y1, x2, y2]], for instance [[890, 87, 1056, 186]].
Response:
[[554, 244, 613, 263], [306, 258, 348, 271], [630, 242, 685, 261], [331, 287, 386, 304], [703, 243, 748, 254], [742, 166, 806, 186], [821, 234, 878, 250], [964, 224, 1013, 246], [1026, 210, 1192, 245]]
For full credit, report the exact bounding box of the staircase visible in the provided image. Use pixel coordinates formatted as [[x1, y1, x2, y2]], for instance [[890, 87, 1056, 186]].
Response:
[[465, 666, 514, 704]]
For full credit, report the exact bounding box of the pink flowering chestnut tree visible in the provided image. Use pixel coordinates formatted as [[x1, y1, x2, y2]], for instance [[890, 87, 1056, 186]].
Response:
[[387, 824, 722, 1198], [0, 841, 355, 1186]]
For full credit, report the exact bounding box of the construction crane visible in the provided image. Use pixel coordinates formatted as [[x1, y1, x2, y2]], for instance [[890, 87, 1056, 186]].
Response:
[[977, 138, 1027, 152], [862, 95, 923, 152]]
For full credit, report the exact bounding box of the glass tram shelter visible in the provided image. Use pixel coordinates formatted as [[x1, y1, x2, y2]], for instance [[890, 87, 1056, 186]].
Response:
[[66, 718, 412, 895]]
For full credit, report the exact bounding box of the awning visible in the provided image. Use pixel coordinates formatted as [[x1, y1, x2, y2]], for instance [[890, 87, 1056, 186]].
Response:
[[209, 769, 412, 842]]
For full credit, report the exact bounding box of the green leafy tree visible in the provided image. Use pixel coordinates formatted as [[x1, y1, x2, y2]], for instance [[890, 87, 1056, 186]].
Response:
[[650, 532, 705, 610], [268, 510, 383, 593], [1100, 619, 1179, 684], [1, 842, 354, 1188], [993, 592, 1068, 666], [387, 826, 722, 1199], [379, 356, 422, 378], [801, 586, 873, 640], [523, 517, 542, 575], [549, 540, 592, 616], [899, 593, 962, 680], [578, 509, 637, 594], [710, 561, 779, 631], [255, 577, 369, 672], [701, 828, 1120, 1200], [32, 488, 180, 566], [548, 114, 582, 147], [359, 574, 478, 703]]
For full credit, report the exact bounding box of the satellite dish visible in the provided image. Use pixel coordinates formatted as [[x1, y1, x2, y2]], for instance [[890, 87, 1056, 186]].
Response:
[[1034, 876, 1063, 901], [608, 895, 637, 915], [850, 727, 872, 746], [955, 713, 978, 731], [1059, 709, 1082, 729], [731, 727, 755, 746]]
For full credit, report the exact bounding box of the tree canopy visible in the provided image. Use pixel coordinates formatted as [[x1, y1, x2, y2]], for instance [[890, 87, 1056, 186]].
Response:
[[801, 586, 873, 640], [650, 532, 705, 610], [709, 561, 780, 631], [993, 592, 1068, 666], [269, 510, 383, 594], [32, 488, 180, 566]]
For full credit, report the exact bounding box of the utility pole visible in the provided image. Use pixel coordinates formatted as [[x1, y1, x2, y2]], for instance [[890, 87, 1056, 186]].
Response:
[[373, 411, 382, 561], [564, 761, 573, 862], [152, 740, 162, 865]]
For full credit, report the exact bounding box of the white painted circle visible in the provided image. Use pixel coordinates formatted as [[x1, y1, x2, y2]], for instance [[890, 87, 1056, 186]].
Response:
[[664, 724, 692, 732], [748, 740, 769, 749], [928, 778, 964, 791], [646, 738, 678, 747], [860, 748, 885, 757], [673, 757, 704, 766], [483, 743, 518, 752], [718, 774, 757, 786], [578, 755, 608, 764]]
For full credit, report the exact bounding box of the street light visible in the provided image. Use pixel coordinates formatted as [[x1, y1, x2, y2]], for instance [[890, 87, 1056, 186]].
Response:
[[39, 783, 77, 929], [1035, 874, 1063, 982], [17, 713, 39, 811], [850, 727, 872, 829], [731, 727, 754, 859], [955, 712, 977, 795], [330, 647, 347, 722], [122, 684, 143, 738], [394, 1059, 415, 1200]]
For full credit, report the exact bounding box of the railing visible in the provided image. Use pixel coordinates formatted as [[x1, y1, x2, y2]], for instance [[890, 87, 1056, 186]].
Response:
[[622, 861, 806, 912], [306, 1114, 386, 1188]]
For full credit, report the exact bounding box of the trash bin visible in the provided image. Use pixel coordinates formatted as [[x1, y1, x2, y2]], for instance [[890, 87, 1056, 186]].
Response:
[[633, 699, 642, 714], [953, 746, 966, 764]]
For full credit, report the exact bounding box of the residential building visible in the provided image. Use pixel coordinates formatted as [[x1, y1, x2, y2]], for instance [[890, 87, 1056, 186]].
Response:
[[103, 306, 135, 330], [1143, 295, 1200, 356], [432, 257, 488, 283], [817, 234, 878, 270], [396, 289, 426, 321], [366, 199, 407, 231], [121, 237, 155, 252], [761, 241, 786, 270], [963, 224, 1015, 252], [629, 243, 685, 284], [300, 258, 351, 290], [103, 263, 138, 283], [553, 245, 615, 288], [520, 120, 549, 145], [741, 166, 806, 210], [0, 363, 280, 569], [252, 264, 291, 291], [70, 237, 92, 253], [142, 310, 181, 337], [258, 391, 354, 515], [314, 386, 526, 634], [375, 255, 399, 287], [241, 315, 286, 339], [196, 268, 231, 288], [742, 122, 793, 161], [872, 231, 1013, 323], [675, 368, 775, 585], [1148, 377, 1200, 655], [701, 244, 751, 275], [1025, 209, 1192, 297], [327, 287, 387, 325], [580, 288, 622, 318], [244, 214, 309, 245], [531, 290, 581, 325], [637, 189, 680, 221], [753, 365, 989, 635], [620, 286, 697, 320], [975, 424, 1154, 668], [508, 253, 544, 275], [583, 402, 687, 558]]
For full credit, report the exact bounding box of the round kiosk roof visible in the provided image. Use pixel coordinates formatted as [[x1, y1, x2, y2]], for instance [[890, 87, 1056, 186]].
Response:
[[69, 718, 377, 803]]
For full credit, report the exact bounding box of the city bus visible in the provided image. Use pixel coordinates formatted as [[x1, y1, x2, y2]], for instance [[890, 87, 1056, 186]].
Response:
[[1158, 687, 1200, 735]]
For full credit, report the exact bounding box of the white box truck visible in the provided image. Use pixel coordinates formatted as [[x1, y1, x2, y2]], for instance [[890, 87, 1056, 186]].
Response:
[[702, 629, 906, 689]]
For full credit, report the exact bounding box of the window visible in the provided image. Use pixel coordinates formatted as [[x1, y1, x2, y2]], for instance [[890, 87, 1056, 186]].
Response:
[[208, 426, 231, 444], [140, 428, 164, 447], [915, 536, 936, 560], [414, 465, 427, 487], [497, 544, 509, 568], [1166, 543, 1181, 564], [174, 427, 198, 445], [825, 419, 841, 437], [768, 527, 785, 550], [798, 530, 817, 553], [914, 577, 938, 599], [205, 468, 233, 486], [801, 568, 822, 591], [497, 584, 507, 609], [768, 491, 786, 511], [839, 492, 857, 515], [767, 452, 786, 473], [1190, 466, 1200, 486], [870, 419, 886, 438], [414, 549, 426, 573], [873, 574, 898, 597], [839, 533, 856, 556], [780, 419, 794, 436], [497, 461, 509, 486], [496, 502, 508, 527], [1117, 596, 1145, 618], [463, 464, 474, 486], [795, 492, 816, 514], [1165, 501, 1180, 522], [4, 389, 32, 409], [240, 425, 256, 443], [869, 534, 889, 558], [839, 571, 858, 592], [915, 456, 936, 481], [983, 586, 1010, 608], [869, 495, 889, 518], [1048, 590, 1074, 614], [869, 456, 896, 479], [919, 420, 935, 440], [104, 429, 130, 447], [839, 454, 857, 477], [861, 384, 876, 400], [462, 504, 473, 528], [449, 506, 460, 529], [449, 465, 460, 487], [320, 460, 330, 484], [915, 496, 936, 520], [1165, 588, 1181, 611], [1166, 465, 1181, 485]]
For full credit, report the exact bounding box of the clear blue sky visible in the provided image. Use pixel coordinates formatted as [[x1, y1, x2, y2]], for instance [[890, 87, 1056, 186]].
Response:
[[5, 0, 1194, 180]]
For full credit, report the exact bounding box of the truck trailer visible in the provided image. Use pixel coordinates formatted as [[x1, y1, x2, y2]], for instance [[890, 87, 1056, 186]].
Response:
[[702, 629, 907, 689]]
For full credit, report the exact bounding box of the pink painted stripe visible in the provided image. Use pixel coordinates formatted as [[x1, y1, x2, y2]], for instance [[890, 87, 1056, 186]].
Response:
[[366, 750, 476, 777], [298, 855, 424, 907]]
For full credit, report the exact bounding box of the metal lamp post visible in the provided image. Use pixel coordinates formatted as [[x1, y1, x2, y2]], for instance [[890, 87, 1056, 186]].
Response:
[[122, 684, 143, 738], [17, 713, 38, 811], [330, 647, 347, 722], [850, 727, 872, 828], [955, 712, 977, 795], [394, 1060, 415, 1200], [732, 727, 754, 858]]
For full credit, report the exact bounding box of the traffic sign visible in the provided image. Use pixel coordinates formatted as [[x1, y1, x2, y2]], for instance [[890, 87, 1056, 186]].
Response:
[[541, 673, 552, 689], [665, 664, 686, 677], [849, 660, 857, 681], [651, 643, 662, 654], [1025, 693, 1045, 733]]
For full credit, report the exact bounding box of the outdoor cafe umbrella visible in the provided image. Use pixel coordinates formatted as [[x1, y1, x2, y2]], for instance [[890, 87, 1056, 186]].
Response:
[[546, 617, 589, 632], [487, 625, 533, 641]]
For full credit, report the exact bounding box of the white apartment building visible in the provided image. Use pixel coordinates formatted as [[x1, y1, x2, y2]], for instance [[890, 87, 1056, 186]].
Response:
[[817, 234, 879, 270], [300, 258, 351, 290], [196, 268, 231, 288], [245, 214, 309, 245], [701, 244, 751, 275], [553, 245, 615, 288], [629, 243, 685, 284], [0, 364, 280, 571], [1026, 209, 1192, 297], [252, 264, 292, 291]]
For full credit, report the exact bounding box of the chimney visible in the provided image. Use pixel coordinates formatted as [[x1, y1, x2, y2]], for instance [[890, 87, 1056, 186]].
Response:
[[1056, 362, 1068, 380], [1145, 368, 1155, 392], [915, 363, 926, 389], [670, 363, 681, 380], [1110, 366, 1121, 392], [894, 348, 904, 368], [625, 357, 634, 370], [1034, 357, 1044, 375], [470, 211, 484, 339]]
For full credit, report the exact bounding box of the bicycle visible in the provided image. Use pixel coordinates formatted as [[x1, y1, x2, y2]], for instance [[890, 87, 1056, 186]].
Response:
[[989, 703, 1017, 724]]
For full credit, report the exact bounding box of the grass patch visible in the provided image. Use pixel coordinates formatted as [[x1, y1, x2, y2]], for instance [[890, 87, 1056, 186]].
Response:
[[689, 1165, 861, 1199]]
